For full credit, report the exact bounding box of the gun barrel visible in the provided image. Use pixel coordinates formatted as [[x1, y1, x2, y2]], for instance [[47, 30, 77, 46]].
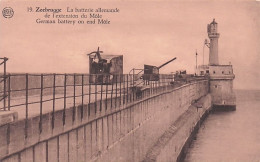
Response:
[[96, 47, 103, 61], [158, 57, 177, 69]]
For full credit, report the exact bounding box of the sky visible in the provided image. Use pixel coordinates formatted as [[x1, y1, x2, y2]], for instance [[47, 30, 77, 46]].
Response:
[[0, 1, 259, 90]]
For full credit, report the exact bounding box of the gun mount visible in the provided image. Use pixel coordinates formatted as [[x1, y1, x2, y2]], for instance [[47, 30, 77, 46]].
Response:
[[88, 47, 123, 84], [88, 47, 111, 74]]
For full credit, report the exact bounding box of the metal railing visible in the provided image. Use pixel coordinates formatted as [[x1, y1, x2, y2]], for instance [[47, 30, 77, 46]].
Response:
[[0, 57, 8, 110], [0, 73, 174, 114], [0, 72, 209, 137]]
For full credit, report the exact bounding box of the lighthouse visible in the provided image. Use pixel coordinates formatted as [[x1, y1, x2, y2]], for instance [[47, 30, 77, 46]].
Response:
[[207, 19, 236, 110], [207, 19, 220, 65]]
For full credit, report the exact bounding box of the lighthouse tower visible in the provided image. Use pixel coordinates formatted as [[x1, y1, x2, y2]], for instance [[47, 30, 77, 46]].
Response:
[[207, 19, 236, 110], [208, 19, 219, 65]]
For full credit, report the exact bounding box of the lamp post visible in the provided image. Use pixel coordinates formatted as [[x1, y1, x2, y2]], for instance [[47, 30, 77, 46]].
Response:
[[203, 39, 210, 66], [196, 50, 198, 69]]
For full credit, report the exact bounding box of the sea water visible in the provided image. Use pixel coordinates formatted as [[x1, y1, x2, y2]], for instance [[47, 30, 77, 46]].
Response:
[[184, 90, 260, 162]]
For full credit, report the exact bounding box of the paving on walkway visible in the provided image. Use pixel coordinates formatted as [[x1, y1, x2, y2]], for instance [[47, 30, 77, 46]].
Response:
[[0, 84, 134, 120]]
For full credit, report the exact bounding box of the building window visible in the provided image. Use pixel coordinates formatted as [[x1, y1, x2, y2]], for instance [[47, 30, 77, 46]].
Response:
[[206, 70, 209, 74], [213, 71, 216, 74], [222, 71, 224, 74], [215, 85, 217, 88]]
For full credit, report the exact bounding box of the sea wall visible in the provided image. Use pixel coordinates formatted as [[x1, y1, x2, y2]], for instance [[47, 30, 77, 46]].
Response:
[[0, 80, 209, 162], [150, 94, 212, 162]]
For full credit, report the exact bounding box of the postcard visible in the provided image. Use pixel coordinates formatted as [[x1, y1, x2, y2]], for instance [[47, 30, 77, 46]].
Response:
[[0, 1, 259, 162]]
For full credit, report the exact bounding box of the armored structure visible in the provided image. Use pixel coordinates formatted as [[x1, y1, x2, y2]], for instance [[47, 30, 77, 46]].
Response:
[[88, 47, 123, 84]]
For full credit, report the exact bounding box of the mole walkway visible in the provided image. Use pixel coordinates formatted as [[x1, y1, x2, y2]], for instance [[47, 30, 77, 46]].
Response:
[[0, 84, 135, 120]]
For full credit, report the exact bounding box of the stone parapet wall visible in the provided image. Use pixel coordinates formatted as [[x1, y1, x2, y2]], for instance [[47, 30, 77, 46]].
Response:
[[0, 80, 208, 162]]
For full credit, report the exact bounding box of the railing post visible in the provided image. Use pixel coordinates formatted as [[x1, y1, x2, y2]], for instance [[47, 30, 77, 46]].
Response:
[[150, 80, 152, 96], [52, 73, 56, 129], [73, 74, 76, 122], [111, 75, 114, 109], [100, 75, 103, 112], [162, 75, 164, 90], [123, 75, 125, 105], [105, 75, 108, 110], [39, 74, 43, 133], [120, 74, 122, 106], [3, 58, 6, 110], [156, 80, 158, 94], [133, 70, 135, 86], [63, 74, 67, 125], [115, 75, 117, 108], [154, 80, 156, 94], [126, 75, 128, 103], [130, 75, 133, 102], [88, 74, 91, 116], [132, 73, 134, 102], [81, 74, 84, 120], [25, 73, 29, 138], [8, 74, 10, 110], [95, 75, 97, 114], [159, 74, 161, 88], [162, 75, 164, 91]]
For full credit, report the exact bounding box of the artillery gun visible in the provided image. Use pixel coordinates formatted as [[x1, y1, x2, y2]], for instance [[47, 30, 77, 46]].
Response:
[[143, 57, 177, 81], [130, 57, 177, 99], [87, 47, 111, 75]]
